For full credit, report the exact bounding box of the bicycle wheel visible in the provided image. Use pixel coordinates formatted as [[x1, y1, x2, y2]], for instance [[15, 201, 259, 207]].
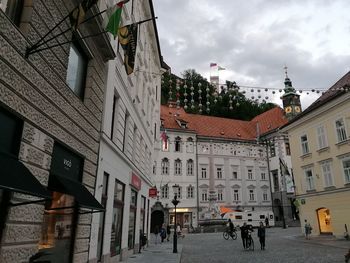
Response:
[[223, 231, 230, 240], [231, 232, 237, 240]]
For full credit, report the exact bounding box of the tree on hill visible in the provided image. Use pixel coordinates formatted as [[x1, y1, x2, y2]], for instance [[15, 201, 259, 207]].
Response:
[[161, 69, 276, 121]]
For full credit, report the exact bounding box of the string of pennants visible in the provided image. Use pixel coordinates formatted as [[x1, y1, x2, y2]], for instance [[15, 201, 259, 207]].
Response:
[[162, 75, 350, 113]]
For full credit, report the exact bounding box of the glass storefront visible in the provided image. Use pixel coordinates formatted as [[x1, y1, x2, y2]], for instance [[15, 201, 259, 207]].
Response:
[[128, 190, 137, 249], [110, 181, 124, 256], [38, 192, 75, 263], [169, 211, 192, 228], [140, 196, 146, 233], [97, 173, 109, 260]]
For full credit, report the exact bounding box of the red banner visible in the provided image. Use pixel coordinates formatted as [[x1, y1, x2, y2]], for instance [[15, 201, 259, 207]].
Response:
[[131, 172, 141, 190]]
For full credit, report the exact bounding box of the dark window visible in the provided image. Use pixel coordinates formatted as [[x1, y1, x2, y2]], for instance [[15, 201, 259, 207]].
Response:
[[111, 96, 117, 139], [175, 137, 181, 152], [247, 213, 252, 216], [260, 215, 265, 219], [285, 142, 291, 155], [235, 215, 242, 220], [66, 42, 88, 98], [272, 170, 279, 192], [110, 180, 125, 256], [128, 190, 138, 249], [4, 0, 24, 26]]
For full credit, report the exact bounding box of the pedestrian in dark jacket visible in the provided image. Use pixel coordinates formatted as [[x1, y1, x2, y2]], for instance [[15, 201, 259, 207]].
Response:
[[257, 221, 266, 250], [160, 223, 166, 242], [166, 225, 171, 241], [240, 222, 248, 249], [154, 225, 159, 244]]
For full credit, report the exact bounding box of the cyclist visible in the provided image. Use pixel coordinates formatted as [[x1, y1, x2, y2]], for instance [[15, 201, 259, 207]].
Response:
[[228, 219, 234, 234]]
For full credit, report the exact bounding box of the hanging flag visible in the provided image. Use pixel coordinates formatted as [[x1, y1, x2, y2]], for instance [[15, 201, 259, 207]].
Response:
[[118, 23, 138, 75], [69, 0, 98, 30], [279, 158, 290, 176], [210, 63, 217, 67], [279, 158, 295, 193], [160, 131, 168, 149], [105, 1, 125, 38], [218, 66, 226, 71]]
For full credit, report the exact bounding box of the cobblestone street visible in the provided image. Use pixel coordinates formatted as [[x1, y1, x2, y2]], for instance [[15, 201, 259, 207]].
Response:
[[180, 227, 349, 263]]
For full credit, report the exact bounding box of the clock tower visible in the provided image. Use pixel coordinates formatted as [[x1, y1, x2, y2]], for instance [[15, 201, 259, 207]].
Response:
[[281, 66, 301, 120]]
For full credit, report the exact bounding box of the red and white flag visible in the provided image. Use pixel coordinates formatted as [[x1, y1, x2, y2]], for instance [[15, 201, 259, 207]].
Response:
[[210, 62, 217, 67]]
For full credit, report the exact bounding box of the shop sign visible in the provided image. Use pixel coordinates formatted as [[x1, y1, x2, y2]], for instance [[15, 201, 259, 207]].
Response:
[[131, 172, 141, 190], [51, 144, 82, 181], [149, 187, 157, 198]]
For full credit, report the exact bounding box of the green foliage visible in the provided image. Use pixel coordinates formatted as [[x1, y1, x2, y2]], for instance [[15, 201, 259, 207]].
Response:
[[161, 69, 276, 121]]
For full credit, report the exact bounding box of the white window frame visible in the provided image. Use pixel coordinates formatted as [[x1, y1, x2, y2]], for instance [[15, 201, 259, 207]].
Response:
[[187, 159, 194, 176], [233, 189, 239, 201], [174, 186, 182, 199], [217, 189, 223, 201], [161, 185, 169, 199], [321, 161, 333, 187], [247, 169, 253, 180], [316, 125, 328, 149], [174, 159, 182, 176], [201, 189, 208, 201], [186, 137, 194, 153], [301, 134, 309, 155], [161, 159, 169, 175], [249, 189, 255, 201], [216, 167, 223, 179], [261, 171, 266, 180], [335, 118, 347, 143], [201, 167, 207, 179], [187, 185, 194, 198], [342, 157, 350, 184], [304, 168, 315, 191], [263, 190, 268, 201]]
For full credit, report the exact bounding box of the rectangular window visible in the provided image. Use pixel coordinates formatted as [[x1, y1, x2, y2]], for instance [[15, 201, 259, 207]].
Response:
[[272, 170, 279, 192], [161, 185, 168, 199], [174, 187, 182, 199], [187, 160, 193, 176], [317, 126, 328, 149], [201, 167, 207, 179], [97, 173, 109, 261], [66, 42, 88, 98], [233, 190, 239, 201], [110, 181, 125, 256], [336, 119, 347, 142], [122, 112, 129, 152], [201, 189, 208, 201], [217, 189, 223, 201], [111, 96, 117, 140], [128, 190, 138, 249], [232, 171, 238, 180], [187, 186, 194, 198], [174, 160, 182, 176], [247, 169, 253, 180], [285, 142, 291, 155], [301, 135, 309, 155], [342, 158, 350, 184], [217, 167, 223, 179], [3, 0, 24, 26], [161, 159, 169, 175], [305, 169, 315, 191], [321, 162, 333, 187], [261, 172, 266, 180], [249, 190, 255, 201], [263, 190, 268, 201]]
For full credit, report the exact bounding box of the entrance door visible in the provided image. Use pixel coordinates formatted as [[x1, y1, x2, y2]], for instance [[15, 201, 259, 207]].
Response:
[[151, 211, 164, 233], [317, 208, 333, 234]]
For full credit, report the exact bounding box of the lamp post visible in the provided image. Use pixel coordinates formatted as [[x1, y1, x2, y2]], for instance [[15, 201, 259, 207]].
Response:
[[172, 184, 180, 253]]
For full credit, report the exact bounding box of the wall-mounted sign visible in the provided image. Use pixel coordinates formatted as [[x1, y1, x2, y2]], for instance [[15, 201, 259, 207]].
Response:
[[149, 187, 157, 198], [131, 172, 141, 190]]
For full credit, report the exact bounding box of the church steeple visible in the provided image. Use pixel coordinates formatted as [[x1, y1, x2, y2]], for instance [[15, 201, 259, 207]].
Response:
[[281, 66, 302, 120]]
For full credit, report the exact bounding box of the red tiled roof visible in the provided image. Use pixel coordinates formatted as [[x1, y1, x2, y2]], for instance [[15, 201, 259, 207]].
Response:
[[160, 105, 287, 140]]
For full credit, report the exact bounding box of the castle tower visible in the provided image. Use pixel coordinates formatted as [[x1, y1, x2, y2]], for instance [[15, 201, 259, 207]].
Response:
[[280, 66, 302, 120]]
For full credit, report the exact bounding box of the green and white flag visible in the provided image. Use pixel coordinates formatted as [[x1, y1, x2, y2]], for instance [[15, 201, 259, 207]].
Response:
[[105, 1, 128, 38]]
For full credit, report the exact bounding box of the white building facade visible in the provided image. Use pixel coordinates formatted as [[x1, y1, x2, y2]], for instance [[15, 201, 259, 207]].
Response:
[[89, 0, 165, 262]]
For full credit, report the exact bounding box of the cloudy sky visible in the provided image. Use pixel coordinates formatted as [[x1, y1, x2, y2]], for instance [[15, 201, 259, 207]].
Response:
[[153, 0, 350, 108]]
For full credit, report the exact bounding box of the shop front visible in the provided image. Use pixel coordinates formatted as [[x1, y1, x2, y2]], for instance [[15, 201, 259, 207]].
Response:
[[169, 208, 195, 230]]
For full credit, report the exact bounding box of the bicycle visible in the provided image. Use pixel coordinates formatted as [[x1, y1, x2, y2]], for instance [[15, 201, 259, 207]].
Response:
[[246, 230, 254, 250], [223, 227, 237, 240]]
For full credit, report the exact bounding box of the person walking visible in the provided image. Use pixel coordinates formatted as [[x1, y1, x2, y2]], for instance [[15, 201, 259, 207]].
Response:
[[257, 221, 266, 250], [304, 219, 312, 240], [166, 224, 171, 241], [160, 223, 166, 242], [154, 225, 160, 244], [240, 222, 248, 249], [265, 217, 269, 228]]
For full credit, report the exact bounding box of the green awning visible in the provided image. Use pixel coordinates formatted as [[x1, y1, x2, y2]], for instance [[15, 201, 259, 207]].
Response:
[[0, 152, 51, 199], [49, 174, 104, 211]]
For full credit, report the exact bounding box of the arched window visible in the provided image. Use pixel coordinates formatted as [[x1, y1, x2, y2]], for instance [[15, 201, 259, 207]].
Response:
[[174, 159, 182, 176], [174, 136, 182, 152], [161, 158, 169, 175], [187, 159, 194, 176]]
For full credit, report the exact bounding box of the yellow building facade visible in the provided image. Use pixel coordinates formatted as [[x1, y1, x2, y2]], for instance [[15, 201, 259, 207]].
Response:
[[282, 74, 350, 238]]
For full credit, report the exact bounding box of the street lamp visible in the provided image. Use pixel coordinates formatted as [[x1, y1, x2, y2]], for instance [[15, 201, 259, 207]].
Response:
[[172, 184, 180, 253]]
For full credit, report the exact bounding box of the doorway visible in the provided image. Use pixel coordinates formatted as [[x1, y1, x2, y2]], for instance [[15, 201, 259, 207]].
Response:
[[317, 208, 333, 234], [151, 210, 164, 233]]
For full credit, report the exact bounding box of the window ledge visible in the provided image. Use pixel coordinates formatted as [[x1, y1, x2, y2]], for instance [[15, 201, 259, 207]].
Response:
[[317, 146, 330, 153], [336, 139, 350, 146], [248, 200, 257, 203], [324, 186, 336, 191], [306, 189, 316, 193], [300, 153, 312, 159]]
